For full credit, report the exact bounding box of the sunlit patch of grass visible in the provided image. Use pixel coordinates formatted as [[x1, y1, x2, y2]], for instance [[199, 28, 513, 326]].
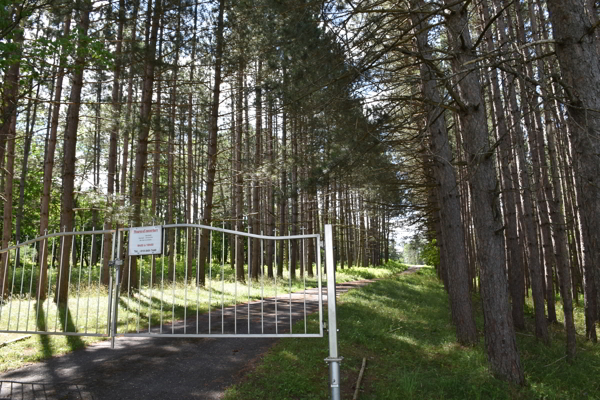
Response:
[[334, 261, 406, 282], [224, 265, 600, 400]]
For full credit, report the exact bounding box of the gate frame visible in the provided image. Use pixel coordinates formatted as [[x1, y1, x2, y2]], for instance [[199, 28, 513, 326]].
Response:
[[1, 223, 341, 399], [107, 223, 325, 339]]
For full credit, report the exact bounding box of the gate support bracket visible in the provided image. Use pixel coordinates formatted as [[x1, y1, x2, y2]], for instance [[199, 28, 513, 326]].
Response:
[[325, 356, 344, 395]]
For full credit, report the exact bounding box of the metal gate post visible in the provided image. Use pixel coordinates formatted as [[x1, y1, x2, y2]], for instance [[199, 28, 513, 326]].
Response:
[[109, 227, 122, 349], [324, 224, 342, 400]]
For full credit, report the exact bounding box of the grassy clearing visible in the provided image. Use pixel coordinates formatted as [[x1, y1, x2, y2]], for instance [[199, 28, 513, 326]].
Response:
[[0, 261, 405, 373], [223, 266, 600, 400]]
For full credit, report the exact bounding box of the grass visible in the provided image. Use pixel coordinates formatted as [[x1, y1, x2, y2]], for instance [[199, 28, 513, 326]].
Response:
[[0, 260, 405, 373], [223, 266, 600, 400]]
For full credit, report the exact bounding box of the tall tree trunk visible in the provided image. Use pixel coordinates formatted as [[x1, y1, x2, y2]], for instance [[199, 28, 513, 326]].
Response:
[[15, 81, 38, 247], [120, 0, 140, 200], [514, 0, 558, 325], [150, 17, 164, 285], [131, 0, 160, 222], [198, 0, 225, 286], [129, 0, 161, 290], [151, 17, 164, 221], [532, 4, 577, 353], [306, 188, 315, 277], [443, 0, 523, 384], [186, 0, 198, 279], [166, 85, 175, 282], [0, 37, 20, 294], [229, 86, 236, 270], [102, 0, 125, 284], [359, 196, 367, 267], [37, 13, 71, 299], [478, 0, 526, 330], [235, 62, 245, 282], [1, 8, 24, 271], [546, 122, 577, 360], [346, 186, 353, 268], [338, 183, 345, 269], [546, 0, 600, 342], [0, 5, 22, 191], [167, 5, 182, 282], [411, 1, 478, 345], [493, 1, 549, 343], [56, 1, 92, 305], [278, 80, 287, 278], [266, 97, 275, 278], [251, 61, 262, 280], [290, 119, 299, 279]]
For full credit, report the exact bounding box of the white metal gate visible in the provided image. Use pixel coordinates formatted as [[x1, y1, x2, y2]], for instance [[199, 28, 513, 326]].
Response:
[[0, 224, 342, 399]]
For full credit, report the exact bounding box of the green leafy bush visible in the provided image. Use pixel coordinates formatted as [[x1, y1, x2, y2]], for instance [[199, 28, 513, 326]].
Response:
[[421, 239, 440, 267]]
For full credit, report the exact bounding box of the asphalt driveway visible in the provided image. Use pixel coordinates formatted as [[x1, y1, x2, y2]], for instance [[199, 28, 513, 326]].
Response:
[[0, 276, 398, 400]]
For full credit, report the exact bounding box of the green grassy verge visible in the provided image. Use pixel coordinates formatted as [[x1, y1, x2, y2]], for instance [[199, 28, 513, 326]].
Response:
[[223, 266, 600, 400], [0, 261, 405, 372]]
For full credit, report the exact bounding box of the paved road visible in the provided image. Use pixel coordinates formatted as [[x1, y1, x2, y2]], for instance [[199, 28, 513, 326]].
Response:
[[0, 275, 400, 400]]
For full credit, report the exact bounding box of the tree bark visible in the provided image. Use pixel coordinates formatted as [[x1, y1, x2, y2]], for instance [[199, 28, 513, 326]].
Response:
[[411, 2, 478, 345], [443, 0, 524, 384], [266, 97, 275, 278], [186, 0, 197, 279], [56, 1, 92, 305], [546, 0, 600, 342], [37, 12, 71, 300], [251, 60, 262, 280], [235, 62, 245, 282], [290, 119, 299, 279], [479, 0, 526, 330], [128, 0, 161, 290], [131, 0, 161, 225], [102, 0, 125, 284], [166, 84, 175, 282], [0, 10, 23, 282], [278, 79, 287, 278], [198, 0, 225, 286]]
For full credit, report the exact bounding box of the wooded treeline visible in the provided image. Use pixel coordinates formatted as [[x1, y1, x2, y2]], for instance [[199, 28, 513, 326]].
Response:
[[1, 0, 600, 386], [334, 0, 598, 384], [0, 0, 400, 297]]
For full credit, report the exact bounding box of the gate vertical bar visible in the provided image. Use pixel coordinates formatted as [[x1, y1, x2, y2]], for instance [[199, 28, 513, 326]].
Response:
[[317, 235, 323, 337], [324, 224, 341, 400]]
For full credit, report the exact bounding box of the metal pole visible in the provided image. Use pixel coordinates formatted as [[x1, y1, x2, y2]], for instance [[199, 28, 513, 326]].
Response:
[[110, 227, 122, 349], [324, 224, 342, 400], [107, 229, 117, 333], [111, 263, 121, 349]]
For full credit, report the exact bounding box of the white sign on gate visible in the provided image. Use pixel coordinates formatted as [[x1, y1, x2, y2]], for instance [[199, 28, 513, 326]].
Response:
[[129, 226, 163, 255]]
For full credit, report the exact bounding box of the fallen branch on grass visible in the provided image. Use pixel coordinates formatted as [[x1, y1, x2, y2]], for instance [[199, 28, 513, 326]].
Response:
[[352, 357, 367, 400]]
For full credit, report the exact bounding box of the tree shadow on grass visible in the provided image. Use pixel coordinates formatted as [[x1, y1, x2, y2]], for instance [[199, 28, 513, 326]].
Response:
[[57, 304, 85, 352], [33, 301, 85, 357], [117, 294, 190, 332], [35, 302, 53, 359]]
